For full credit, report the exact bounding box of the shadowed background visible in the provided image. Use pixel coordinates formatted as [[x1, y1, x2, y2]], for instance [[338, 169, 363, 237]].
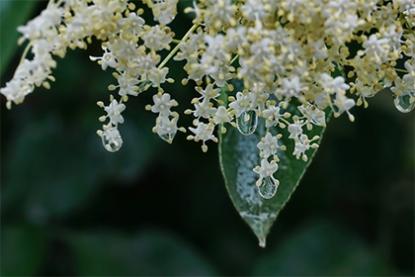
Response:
[[0, 1, 414, 276]]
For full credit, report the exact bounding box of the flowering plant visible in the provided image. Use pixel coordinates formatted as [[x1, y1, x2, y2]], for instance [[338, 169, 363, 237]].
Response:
[[1, 0, 414, 246]]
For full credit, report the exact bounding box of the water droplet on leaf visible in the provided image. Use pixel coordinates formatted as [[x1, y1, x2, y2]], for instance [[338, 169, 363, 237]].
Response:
[[394, 92, 415, 113], [258, 176, 279, 199], [237, 110, 258, 136]]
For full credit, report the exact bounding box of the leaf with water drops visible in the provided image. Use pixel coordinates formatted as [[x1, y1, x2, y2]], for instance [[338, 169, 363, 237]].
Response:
[[219, 109, 330, 247]]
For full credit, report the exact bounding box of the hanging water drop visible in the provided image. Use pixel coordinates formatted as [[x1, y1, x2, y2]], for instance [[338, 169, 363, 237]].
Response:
[[237, 110, 258, 136], [258, 176, 279, 199], [98, 126, 123, 152], [160, 132, 174, 144], [101, 136, 122, 152], [394, 92, 415, 113], [104, 140, 122, 152]]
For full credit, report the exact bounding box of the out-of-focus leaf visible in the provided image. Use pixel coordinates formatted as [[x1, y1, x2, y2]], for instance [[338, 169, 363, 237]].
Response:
[[66, 229, 217, 276], [219, 104, 329, 247], [0, 225, 47, 276], [2, 117, 100, 222], [2, 115, 158, 222], [0, 0, 37, 75], [253, 221, 395, 275]]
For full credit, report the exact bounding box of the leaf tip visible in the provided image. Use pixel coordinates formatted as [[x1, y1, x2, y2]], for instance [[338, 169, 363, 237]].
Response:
[[258, 236, 266, 248]]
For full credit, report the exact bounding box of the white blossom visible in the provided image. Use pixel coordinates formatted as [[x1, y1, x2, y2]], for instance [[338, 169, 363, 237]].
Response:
[[1, 0, 414, 199], [257, 133, 281, 159], [254, 159, 279, 179]]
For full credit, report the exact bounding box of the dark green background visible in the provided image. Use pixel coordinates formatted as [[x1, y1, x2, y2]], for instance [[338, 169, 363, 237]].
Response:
[[1, 1, 414, 276]]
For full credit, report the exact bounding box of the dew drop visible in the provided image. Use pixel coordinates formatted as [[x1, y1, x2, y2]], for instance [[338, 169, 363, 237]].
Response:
[[394, 92, 415, 113], [258, 176, 279, 200], [101, 136, 123, 152], [237, 110, 258, 136], [160, 132, 174, 144]]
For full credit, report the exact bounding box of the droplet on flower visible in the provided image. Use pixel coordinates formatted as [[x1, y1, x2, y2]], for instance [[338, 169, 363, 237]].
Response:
[[160, 132, 175, 144], [237, 110, 258, 136], [258, 176, 279, 199], [100, 132, 123, 152], [394, 92, 415, 113]]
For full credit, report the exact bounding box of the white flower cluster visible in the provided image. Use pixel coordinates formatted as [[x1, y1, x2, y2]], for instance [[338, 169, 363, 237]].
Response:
[[1, 0, 414, 199]]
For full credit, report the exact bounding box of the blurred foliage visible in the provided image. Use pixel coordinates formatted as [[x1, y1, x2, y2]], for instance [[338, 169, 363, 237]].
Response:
[[254, 222, 393, 275], [66, 230, 216, 275], [1, 225, 47, 276], [0, 1, 414, 276]]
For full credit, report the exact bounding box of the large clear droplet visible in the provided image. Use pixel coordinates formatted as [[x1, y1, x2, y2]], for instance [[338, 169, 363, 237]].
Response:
[[394, 92, 415, 113], [101, 136, 122, 152], [160, 132, 174, 144], [258, 176, 279, 199], [237, 110, 258, 136]]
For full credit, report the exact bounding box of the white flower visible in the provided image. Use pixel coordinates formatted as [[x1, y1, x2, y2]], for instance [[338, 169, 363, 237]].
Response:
[[288, 121, 303, 139], [254, 159, 279, 179], [188, 121, 218, 151], [142, 25, 173, 51], [334, 93, 355, 120], [114, 72, 140, 97], [193, 99, 216, 119], [153, 115, 179, 143], [281, 76, 302, 98], [229, 92, 254, 117], [262, 106, 284, 128], [90, 47, 118, 71], [293, 134, 319, 161], [257, 132, 281, 158], [311, 40, 328, 60], [118, 12, 145, 35], [18, 5, 63, 40], [150, 93, 177, 116], [103, 99, 126, 126], [189, 122, 217, 144], [195, 84, 220, 100], [0, 78, 32, 108], [298, 103, 326, 127], [293, 134, 311, 160], [213, 106, 232, 124], [148, 67, 169, 88], [97, 124, 123, 152], [150, 0, 179, 25], [241, 0, 268, 20], [363, 34, 390, 63], [319, 74, 350, 94]]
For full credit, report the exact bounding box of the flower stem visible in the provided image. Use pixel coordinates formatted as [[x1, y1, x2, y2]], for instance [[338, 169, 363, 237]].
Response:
[[158, 23, 198, 69], [18, 42, 32, 66], [395, 68, 408, 73], [136, 24, 199, 94]]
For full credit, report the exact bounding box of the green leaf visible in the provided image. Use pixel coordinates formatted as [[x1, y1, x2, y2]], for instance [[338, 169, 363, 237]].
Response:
[[66, 229, 217, 276], [253, 221, 395, 275], [0, 0, 37, 76], [219, 106, 329, 247], [0, 225, 47, 276]]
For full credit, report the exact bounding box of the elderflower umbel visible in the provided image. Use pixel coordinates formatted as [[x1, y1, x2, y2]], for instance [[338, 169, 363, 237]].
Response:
[[1, 0, 414, 199]]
